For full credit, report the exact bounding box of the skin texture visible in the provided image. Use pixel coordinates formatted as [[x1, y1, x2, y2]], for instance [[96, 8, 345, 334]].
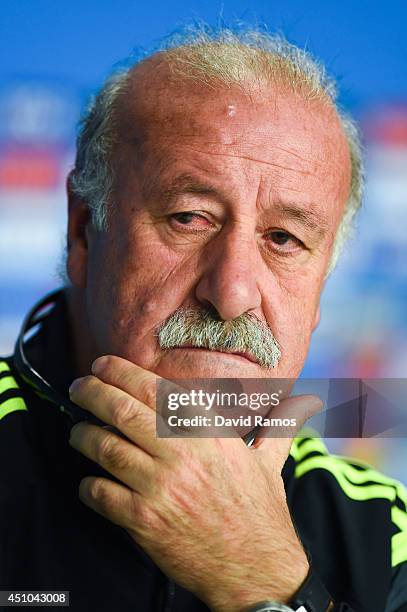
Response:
[[65, 56, 351, 610], [69, 356, 322, 611], [67, 59, 351, 381]]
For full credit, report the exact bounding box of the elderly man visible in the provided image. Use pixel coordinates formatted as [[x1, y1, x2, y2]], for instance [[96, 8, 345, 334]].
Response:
[[1, 27, 406, 612]]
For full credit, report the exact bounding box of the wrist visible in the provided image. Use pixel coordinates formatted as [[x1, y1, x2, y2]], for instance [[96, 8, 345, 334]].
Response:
[[241, 566, 335, 612], [204, 554, 310, 612]]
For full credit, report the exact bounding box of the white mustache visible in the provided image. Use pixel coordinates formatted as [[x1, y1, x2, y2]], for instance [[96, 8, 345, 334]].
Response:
[[156, 307, 281, 369]]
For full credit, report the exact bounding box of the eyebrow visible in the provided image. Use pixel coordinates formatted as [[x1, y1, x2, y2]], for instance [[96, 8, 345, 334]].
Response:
[[160, 173, 225, 206], [270, 202, 330, 238], [148, 172, 330, 237]]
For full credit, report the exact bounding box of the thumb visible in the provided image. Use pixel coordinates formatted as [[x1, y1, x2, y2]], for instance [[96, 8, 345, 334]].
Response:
[[253, 394, 323, 459]]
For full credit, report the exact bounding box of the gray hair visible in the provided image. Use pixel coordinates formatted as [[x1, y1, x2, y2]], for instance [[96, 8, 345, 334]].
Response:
[[70, 24, 364, 273], [157, 306, 281, 369]]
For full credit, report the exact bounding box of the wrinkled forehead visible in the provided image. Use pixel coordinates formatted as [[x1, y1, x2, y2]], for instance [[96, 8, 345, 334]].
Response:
[[113, 54, 351, 195], [117, 53, 346, 144]]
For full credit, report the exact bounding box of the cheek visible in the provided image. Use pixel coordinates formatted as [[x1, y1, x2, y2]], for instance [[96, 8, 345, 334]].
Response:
[[84, 227, 198, 359], [261, 267, 324, 375]]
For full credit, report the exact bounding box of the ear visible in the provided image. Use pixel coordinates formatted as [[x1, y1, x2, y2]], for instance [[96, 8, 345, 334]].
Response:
[[66, 171, 91, 289], [312, 304, 321, 331]]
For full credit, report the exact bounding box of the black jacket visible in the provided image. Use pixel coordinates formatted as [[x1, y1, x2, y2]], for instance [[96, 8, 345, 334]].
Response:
[[1, 292, 407, 611]]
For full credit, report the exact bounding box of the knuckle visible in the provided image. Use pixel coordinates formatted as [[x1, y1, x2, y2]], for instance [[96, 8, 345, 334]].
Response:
[[111, 395, 137, 429], [130, 496, 157, 533], [116, 367, 136, 391], [139, 377, 156, 407], [87, 477, 110, 507], [97, 434, 130, 470]]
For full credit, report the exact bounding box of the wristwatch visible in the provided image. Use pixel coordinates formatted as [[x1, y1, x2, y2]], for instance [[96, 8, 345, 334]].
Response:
[[244, 603, 298, 612], [245, 567, 333, 612]]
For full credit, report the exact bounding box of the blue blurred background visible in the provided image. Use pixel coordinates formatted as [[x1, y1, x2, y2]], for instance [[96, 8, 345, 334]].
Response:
[[0, 1, 406, 480]]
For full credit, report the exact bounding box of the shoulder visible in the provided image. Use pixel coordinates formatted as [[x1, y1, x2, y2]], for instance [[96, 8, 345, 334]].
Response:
[[0, 355, 44, 471], [0, 356, 29, 422], [0, 356, 46, 509], [290, 434, 407, 569], [288, 435, 407, 610]]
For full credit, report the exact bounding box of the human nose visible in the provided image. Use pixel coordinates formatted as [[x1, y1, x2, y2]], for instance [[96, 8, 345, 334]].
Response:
[[195, 228, 262, 321]]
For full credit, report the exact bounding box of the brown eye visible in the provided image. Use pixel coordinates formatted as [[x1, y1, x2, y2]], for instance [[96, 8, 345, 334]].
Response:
[[265, 229, 303, 254], [172, 212, 197, 224], [270, 230, 292, 245], [170, 211, 211, 229]]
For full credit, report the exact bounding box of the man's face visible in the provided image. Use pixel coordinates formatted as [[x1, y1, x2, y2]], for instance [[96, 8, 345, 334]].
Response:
[[68, 64, 351, 380]]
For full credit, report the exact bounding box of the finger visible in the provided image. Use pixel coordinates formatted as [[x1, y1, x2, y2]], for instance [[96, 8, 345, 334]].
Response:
[[90, 356, 194, 424], [69, 375, 164, 456], [155, 377, 253, 442], [78, 476, 142, 532], [91, 355, 161, 410], [269, 394, 323, 432], [253, 394, 323, 456], [86, 358, 241, 445], [69, 422, 156, 494]]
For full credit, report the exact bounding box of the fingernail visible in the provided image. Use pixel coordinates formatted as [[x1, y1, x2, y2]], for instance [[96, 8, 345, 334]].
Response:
[[69, 377, 84, 395]]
